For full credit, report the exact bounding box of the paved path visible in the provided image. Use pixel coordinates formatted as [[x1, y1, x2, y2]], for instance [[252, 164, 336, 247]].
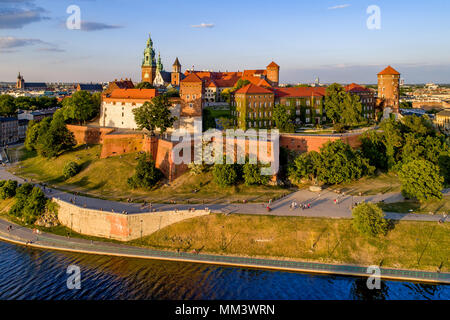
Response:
[[0, 165, 447, 222]]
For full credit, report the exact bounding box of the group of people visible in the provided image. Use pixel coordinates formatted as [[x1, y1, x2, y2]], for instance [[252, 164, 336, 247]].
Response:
[[290, 201, 312, 210]]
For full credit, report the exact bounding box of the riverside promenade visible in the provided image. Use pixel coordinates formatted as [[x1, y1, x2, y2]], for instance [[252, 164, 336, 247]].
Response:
[[0, 166, 446, 222], [0, 217, 449, 284]]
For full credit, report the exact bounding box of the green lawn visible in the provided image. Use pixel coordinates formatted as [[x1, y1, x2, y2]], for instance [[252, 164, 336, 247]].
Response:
[[379, 196, 450, 215], [328, 172, 402, 196], [131, 213, 450, 272], [11, 145, 291, 203]]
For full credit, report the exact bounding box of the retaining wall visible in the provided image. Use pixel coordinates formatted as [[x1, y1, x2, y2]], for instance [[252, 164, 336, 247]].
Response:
[[54, 198, 210, 241]]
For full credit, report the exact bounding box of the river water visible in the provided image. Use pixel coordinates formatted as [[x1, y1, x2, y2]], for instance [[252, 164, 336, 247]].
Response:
[[0, 241, 448, 300]]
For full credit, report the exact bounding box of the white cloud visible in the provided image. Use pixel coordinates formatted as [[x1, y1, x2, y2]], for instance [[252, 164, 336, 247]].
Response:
[[191, 23, 215, 28], [328, 4, 350, 10]]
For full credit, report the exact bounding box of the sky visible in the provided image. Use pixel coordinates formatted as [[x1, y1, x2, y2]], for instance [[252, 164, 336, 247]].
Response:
[[1, 0, 450, 84]]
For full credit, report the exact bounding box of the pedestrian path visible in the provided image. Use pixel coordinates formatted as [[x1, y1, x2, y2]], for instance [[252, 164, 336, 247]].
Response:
[[0, 166, 446, 222]]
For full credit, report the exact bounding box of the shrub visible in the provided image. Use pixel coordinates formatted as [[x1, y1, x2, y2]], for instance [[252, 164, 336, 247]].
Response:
[[127, 154, 162, 189], [352, 202, 389, 237], [0, 180, 17, 200], [213, 163, 238, 187], [63, 161, 80, 180]]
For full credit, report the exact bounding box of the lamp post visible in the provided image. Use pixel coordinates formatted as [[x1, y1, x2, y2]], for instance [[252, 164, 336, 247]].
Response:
[[140, 220, 143, 243]]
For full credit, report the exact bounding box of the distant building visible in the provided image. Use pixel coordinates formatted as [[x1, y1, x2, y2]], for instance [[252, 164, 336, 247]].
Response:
[[434, 110, 450, 131], [377, 66, 400, 114], [0, 117, 19, 146], [76, 83, 103, 93], [16, 72, 47, 90], [104, 79, 134, 94], [18, 108, 58, 122]]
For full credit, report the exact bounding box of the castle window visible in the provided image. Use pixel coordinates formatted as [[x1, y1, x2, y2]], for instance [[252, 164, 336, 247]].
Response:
[[306, 100, 311, 106]]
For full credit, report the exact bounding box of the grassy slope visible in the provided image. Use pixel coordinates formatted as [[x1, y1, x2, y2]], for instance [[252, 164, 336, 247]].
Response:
[[379, 196, 450, 214], [132, 213, 450, 272], [328, 172, 402, 196], [11, 145, 290, 203]]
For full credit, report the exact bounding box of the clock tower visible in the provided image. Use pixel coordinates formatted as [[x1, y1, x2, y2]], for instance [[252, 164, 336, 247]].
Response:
[[141, 33, 156, 83]]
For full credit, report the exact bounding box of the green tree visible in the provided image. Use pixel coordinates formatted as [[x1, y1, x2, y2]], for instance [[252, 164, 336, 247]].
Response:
[[0, 180, 17, 199], [318, 140, 374, 184], [360, 131, 388, 170], [288, 151, 322, 184], [133, 95, 176, 135], [213, 163, 238, 187], [62, 90, 100, 124], [324, 83, 346, 124], [36, 115, 76, 158], [0, 95, 17, 116], [273, 104, 294, 132], [63, 161, 80, 180], [24, 120, 40, 151], [352, 202, 389, 237], [341, 92, 364, 126], [22, 187, 47, 224], [398, 160, 444, 201], [127, 154, 163, 189], [242, 162, 270, 186], [380, 118, 404, 169]]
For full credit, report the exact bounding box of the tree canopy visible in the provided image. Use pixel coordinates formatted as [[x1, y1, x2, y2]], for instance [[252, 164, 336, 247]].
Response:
[[398, 160, 444, 202], [352, 202, 389, 237], [62, 90, 101, 124], [132, 95, 177, 135], [273, 104, 295, 133]]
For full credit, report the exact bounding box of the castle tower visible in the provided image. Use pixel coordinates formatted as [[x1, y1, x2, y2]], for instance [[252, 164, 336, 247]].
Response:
[[141, 33, 156, 83], [156, 52, 164, 73], [16, 72, 24, 89], [171, 57, 181, 87], [377, 66, 400, 114], [266, 61, 280, 87]]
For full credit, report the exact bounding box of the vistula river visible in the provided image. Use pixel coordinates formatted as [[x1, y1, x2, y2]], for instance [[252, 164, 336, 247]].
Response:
[[0, 241, 448, 300]]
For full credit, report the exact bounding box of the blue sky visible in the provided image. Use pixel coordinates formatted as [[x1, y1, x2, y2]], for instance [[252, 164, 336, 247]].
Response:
[[1, 0, 450, 84]]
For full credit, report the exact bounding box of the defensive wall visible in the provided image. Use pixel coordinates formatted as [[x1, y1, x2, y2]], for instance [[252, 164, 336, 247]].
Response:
[[280, 132, 362, 153], [54, 198, 210, 241], [67, 125, 363, 181]]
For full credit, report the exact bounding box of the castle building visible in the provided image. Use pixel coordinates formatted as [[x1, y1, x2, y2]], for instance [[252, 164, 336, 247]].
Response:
[[141, 34, 157, 84], [377, 66, 400, 114]]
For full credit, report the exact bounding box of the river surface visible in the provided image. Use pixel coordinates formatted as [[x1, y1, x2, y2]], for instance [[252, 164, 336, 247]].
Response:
[[0, 241, 448, 300]]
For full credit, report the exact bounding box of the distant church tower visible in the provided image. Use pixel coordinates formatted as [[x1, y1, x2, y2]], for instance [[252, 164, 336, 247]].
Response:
[[377, 66, 400, 114], [141, 34, 156, 83], [171, 57, 182, 87], [16, 72, 25, 89]]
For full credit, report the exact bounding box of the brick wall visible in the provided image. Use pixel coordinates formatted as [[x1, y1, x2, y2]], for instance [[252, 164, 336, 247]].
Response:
[[280, 133, 362, 153], [67, 124, 115, 145]]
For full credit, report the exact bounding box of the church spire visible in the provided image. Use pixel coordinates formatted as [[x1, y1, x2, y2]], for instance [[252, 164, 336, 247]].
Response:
[[157, 52, 163, 72], [142, 33, 156, 67]]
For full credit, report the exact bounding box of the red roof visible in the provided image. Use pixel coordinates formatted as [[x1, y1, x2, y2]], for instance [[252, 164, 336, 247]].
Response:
[[345, 83, 372, 93], [181, 72, 203, 83], [267, 61, 280, 69], [235, 84, 274, 94], [378, 66, 400, 75], [275, 87, 326, 98], [105, 88, 157, 100]]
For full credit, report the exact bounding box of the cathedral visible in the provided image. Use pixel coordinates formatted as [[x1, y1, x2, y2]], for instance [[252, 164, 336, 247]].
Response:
[[141, 34, 184, 88]]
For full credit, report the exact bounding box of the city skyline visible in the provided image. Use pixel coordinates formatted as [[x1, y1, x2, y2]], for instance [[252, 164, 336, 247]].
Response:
[[1, 0, 450, 84]]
